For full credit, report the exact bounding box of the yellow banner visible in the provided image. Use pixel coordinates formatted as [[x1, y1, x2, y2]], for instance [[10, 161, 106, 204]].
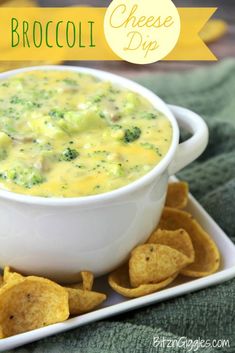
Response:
[[0, 7, 216, 61], [166, 8, 217, 60]]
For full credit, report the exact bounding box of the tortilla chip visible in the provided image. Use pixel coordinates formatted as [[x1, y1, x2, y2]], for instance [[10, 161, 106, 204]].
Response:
[[0, 326, 3, 338], [3, 266, 24, 285], [0, 276, 69, 338], [129, 244, 191, 288], [66, 288, 106, 315], [200, 20, 228, 44], [0, 275, 3, 287], [148, 229, 195, 263], [159, 207, 220, 277], [108, 264, 177, 298], [67, 282, 83, 290], [80, 271, 94, 291], [3, 266, 11, 282], [166, 182, 189, 209], [68, 271, 94, 291]]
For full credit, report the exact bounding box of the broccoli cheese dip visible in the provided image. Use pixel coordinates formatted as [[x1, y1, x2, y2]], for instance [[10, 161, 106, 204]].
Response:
[[0, 70, 172, 197]]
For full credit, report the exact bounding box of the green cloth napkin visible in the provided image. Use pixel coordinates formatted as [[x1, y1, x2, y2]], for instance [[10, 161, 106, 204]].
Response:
[[7, 59, 235, 353]]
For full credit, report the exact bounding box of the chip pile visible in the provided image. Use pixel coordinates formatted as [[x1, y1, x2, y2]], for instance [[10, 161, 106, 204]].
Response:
[[0, 268, 106, 338], [0, 182, 221, 337], [108, 182, 220, 298]]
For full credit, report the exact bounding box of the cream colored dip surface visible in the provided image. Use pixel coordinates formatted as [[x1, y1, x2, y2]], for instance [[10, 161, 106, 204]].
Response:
[[0, 71, 172, 197]]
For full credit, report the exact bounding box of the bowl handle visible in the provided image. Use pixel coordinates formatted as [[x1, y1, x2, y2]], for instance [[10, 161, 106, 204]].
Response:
[[168, 105, 209, 175]]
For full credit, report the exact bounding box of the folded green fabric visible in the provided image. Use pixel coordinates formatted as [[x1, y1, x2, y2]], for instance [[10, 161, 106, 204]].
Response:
[[7, 59, 235, 353]]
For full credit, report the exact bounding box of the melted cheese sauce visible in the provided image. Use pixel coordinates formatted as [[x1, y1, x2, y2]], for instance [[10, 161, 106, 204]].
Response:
[[0, 71, 172, 197]]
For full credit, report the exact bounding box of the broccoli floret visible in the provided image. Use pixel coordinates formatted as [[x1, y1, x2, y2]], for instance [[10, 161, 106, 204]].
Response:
[[99, 112, 106, 119], [58, 109, 106, 133], [63, 78, 78, 86], [9, 96, 40, 109], [141, 142, 155, 150], [111, 124, 122, 130], [48, 109, 65, 120], [10, 95, 24, 105], [92, 95, 103, 103], [142, 112, 158, 120], [60, 148, 79, 161], [4, 166, 45, 188], [108, 163, 125, 177], [141, 142, 163, 157], [123, 127, 141, 143]]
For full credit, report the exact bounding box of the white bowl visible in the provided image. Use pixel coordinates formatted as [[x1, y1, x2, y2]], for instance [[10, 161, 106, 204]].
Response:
[[0, 66, 208, 282]]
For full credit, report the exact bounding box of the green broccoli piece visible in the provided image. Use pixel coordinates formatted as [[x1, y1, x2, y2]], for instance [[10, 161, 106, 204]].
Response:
[[5, 166, 45, 188], [10, 95, 24, 105], [141, 142, 155, 150], [63, 78, 78, 86], [141, 142, 163, 157], [124, 127, 141, 143], [111, 124, 122, 130], [60, 148, 79, 161], [9, 96, 40, 109], [108, 163, 125, 177], [48, 109, 65, 120], [142, 112, 158, 120], [92, 95, 103, 103]]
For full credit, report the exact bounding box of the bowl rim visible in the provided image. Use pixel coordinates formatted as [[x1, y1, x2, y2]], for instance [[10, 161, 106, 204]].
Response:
[[0, 65, 179, 206]]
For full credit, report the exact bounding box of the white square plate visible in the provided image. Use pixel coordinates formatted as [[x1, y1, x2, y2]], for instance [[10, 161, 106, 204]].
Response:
[[1, 181, 235, 352]]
